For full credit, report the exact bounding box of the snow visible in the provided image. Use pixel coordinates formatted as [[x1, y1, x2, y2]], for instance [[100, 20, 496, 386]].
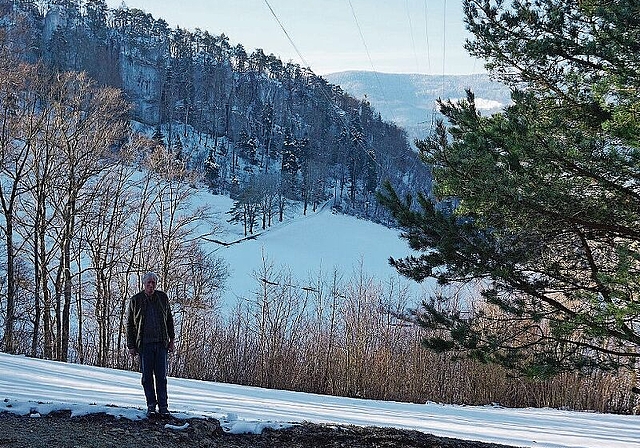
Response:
[[1, 352, 639, 446], [196, 193, 430, 311]]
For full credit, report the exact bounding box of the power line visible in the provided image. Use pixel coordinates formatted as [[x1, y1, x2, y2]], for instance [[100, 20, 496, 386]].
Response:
[[262, 0, 385, 172], [347, 0, 375, 72], [347, 0, 403, 125], [263, 0, 311, 70], [423, 0, 432, 73], [441, 0, 447, 99], [405, 0, 420, 74]]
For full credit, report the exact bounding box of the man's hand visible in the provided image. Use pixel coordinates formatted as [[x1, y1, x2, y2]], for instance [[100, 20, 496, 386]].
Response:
[[128, 348, 137, 357], [168, 340, 175, 353]]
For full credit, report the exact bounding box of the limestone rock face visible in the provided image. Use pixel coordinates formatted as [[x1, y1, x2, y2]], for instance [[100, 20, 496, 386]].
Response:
[[119, 42, 164, 125]]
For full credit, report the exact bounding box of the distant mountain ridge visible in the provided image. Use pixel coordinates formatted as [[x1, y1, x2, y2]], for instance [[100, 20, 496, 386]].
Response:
[[325, 71, 511, 142]]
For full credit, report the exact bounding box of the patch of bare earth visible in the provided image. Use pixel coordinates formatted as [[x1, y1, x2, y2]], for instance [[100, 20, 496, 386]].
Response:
[[0, 411, 522, 448]]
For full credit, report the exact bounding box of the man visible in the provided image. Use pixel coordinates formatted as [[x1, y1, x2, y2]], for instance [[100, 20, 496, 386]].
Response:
[[127, 272, 175, 416]]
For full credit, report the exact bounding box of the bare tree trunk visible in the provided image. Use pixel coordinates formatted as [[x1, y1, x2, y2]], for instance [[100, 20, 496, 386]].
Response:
[[2, 211, 16, 353], [0, 62, 32, 353], [31, 213, 42, 357], [54, 260, 63, 360], [60, 189, 76, 362], [76, 252, 84, 364], [41, 206, 54, 359]]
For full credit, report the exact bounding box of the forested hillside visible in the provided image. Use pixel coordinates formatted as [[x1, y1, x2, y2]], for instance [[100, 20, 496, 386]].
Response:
[[1, 0, 430, 221]]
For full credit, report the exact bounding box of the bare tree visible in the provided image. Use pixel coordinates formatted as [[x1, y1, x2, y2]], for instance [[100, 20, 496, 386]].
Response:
[[247, 253, 311, 388], [0, 54, 40, 353], [80, 148, 139, 366], [46, 71, 130, 361], [254, 173, 278, 230], [227, 182, 261, 236], [16, 66, 64, 359]]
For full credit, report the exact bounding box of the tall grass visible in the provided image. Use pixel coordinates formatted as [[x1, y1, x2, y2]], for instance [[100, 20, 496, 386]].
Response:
[[161, 264, 638, 414]]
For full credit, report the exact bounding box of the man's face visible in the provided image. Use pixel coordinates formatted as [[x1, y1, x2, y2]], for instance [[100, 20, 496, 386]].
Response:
[[144, 277, 157, 296]]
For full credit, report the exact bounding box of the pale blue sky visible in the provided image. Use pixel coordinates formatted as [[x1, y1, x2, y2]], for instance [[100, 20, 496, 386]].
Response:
[[106, 1, 484, 75]]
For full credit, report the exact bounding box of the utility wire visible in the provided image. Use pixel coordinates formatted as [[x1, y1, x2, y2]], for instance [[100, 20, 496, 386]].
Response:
[[347, 0, 403, 125], [347, 0, 375, 70], [441, 0, 447, 99], [263, 0, 384, 171], [263, 0, 311, 70], [423, 0, 431, 73], [405, 0, 420, 74], [419, 0, 438, 135]]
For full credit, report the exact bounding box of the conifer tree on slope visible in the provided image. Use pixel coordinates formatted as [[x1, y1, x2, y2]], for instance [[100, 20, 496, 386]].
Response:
[[378, 0, 640, 378]]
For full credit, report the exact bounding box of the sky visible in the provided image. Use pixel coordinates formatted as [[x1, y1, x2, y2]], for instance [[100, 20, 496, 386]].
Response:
[[105, 0, 484, 75], [2, 351, 640, 447]]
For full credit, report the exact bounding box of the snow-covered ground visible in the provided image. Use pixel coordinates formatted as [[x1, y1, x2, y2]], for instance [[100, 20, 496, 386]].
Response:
[[1, 352, 638, 447], [198, 194, 431, 311]]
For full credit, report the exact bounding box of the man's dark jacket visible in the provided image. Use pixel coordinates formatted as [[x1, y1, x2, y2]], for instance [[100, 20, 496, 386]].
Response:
[[127, 290, 175, 351]]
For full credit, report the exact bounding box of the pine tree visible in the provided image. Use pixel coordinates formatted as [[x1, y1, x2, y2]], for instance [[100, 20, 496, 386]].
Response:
[[204, 149, 220, 189], [379, 0, 640, 378], [280, 128, 300, 198], [172, 134, 183, 160], [152, 126, 166, 148]]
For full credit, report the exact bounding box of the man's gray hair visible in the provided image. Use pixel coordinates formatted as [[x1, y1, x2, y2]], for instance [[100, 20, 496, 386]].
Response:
[[142, 272, 159, 283]]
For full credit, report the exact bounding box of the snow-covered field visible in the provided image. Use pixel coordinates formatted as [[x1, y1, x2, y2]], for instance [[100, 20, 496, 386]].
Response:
[[1, 352, 639, 447], [198, 194, 430, 311]]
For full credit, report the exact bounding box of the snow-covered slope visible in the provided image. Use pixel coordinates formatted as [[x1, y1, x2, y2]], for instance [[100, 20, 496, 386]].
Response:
[[1, 352, 638, 447], [205, 195, 426, 310]]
